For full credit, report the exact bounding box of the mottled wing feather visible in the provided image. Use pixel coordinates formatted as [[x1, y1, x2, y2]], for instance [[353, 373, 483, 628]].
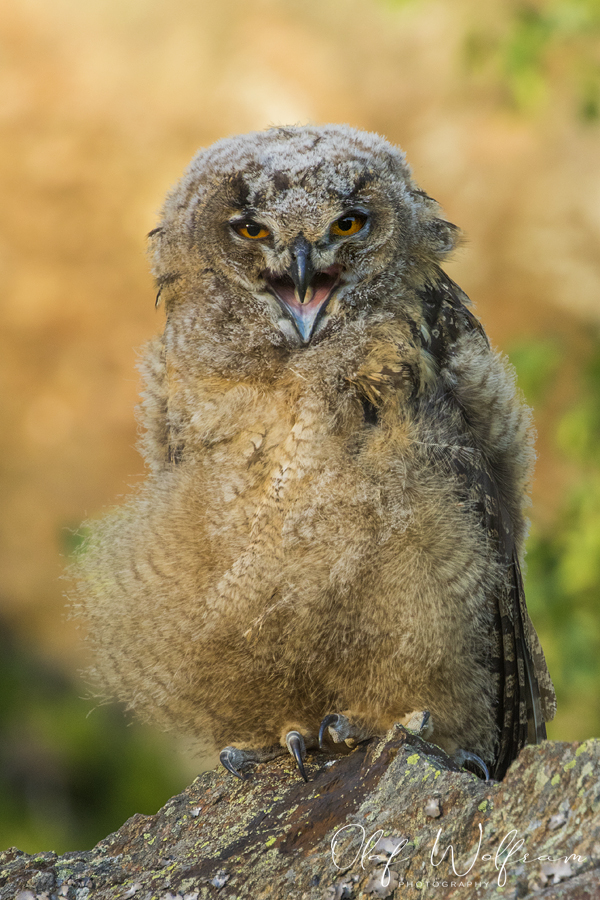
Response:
[[449, 454, 534, 778], [419, 269, 490, 358], [421, 275, 550, 780], [514, 555, 557, 726]]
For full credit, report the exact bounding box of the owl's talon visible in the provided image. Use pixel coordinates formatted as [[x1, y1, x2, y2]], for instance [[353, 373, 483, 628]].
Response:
[[319, 713, 343, 748], [454, 749, 490, 781], [404, 709, 433, 738], [219, 746, 255, 780], [285, 730, 308, 782], [318, 712, 369, 747]]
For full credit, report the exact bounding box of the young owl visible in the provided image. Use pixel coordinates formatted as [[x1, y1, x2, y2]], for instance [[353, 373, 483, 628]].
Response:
[[75, 125, 555, 782]]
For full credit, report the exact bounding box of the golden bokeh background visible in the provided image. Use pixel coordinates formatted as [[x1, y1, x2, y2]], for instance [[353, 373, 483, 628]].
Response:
[[1, 0, 599, 853]]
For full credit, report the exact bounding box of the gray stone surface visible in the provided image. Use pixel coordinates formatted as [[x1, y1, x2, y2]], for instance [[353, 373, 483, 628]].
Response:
[[2, 728, 599, 899]]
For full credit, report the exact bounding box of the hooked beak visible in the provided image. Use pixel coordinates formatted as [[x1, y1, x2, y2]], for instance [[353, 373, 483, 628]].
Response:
[[265, 236, 341, 343], [289, 234, 315, 303]]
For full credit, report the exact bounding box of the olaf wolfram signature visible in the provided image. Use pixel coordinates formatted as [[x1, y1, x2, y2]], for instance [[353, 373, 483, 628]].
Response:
[[330, 823, 585, 888]]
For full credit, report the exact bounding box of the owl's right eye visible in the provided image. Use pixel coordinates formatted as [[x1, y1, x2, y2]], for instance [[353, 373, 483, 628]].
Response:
[[330, 212, 367, 238], [232, 220, 271, 240]]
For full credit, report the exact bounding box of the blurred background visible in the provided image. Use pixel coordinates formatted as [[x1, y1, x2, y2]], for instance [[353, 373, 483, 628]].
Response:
[[1, 0, 599, 854]]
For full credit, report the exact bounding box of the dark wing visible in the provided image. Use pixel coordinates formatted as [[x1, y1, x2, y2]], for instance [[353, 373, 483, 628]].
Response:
[[461, 460, 546, 780], [418, 271, 554, 780], [418, 269, 490, 358]]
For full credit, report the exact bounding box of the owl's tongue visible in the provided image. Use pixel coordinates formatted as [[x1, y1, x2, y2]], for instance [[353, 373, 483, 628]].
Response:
[[267, 266, 340, 343]]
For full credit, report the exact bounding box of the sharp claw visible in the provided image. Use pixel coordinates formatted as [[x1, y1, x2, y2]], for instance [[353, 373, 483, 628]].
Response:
[[219, 747, 249, 780], [318, 713, 341, 748], [285, 730, 308, 782], [454, 749, 490, 781], [404, 709, 432, 737]]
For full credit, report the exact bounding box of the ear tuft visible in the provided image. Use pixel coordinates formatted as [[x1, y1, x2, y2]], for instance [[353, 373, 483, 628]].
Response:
[[422, 218, 461, 257]]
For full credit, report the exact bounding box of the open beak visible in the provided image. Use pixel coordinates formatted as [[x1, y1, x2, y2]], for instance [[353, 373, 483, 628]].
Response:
[[265, 237, 341, 343]]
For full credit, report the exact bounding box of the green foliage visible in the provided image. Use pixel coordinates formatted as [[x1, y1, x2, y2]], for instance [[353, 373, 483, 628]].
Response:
[[464, 0, 600, 119], [510, 337, 600, 741], [502, 5, 555, 110], [380, 0, 600, 120], [507, 338, 562, 405], [557, 369, 600, 464], [0, 624, 193, 854]]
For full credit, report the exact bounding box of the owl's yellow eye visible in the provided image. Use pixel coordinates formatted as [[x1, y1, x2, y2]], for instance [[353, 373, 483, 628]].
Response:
[[233, 221, 271, 240], [330, 213, 367, 237]]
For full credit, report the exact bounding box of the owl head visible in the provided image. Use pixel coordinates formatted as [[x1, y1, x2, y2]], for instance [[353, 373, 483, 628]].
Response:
[[150, 125, 458, 348]]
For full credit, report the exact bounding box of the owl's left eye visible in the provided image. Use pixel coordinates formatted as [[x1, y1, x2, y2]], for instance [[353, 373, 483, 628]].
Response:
[[232, 220, 271, 240], [330, 213, 367, 238]]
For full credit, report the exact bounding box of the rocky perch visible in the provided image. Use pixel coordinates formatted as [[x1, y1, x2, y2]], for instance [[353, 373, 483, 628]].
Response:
[[1, 729, 599, 900]]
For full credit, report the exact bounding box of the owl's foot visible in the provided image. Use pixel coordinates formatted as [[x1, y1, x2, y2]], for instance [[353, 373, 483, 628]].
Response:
[[400, 711, 490, 780], [219, 745, 284, 780], [402, 709, 434, 739], [219, 746, 256, 779], [318, 713, 372, 748], [400, 711, 489, 781], [453, 749, 490, 781], [219, 731, 310, 782]]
